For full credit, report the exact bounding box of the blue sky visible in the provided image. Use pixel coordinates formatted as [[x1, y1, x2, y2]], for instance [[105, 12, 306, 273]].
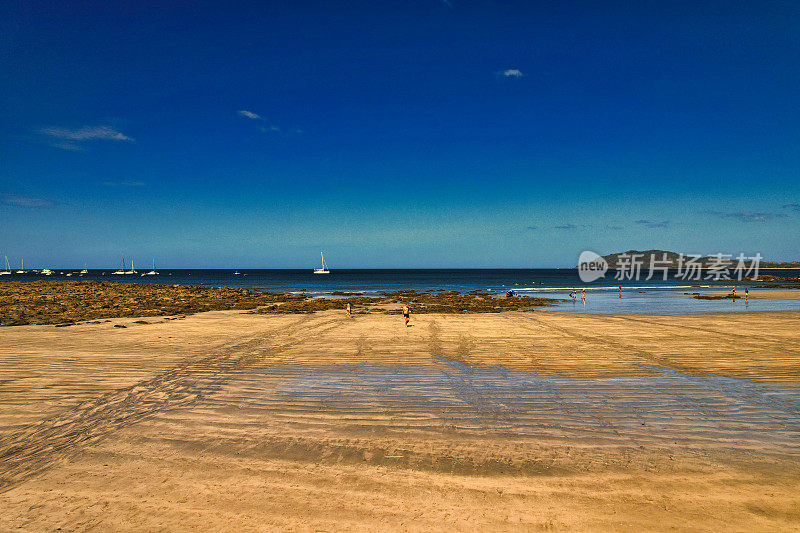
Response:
[[2, 1, 799, 268]]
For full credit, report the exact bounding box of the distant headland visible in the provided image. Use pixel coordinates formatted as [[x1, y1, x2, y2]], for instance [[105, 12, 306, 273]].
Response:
[[584, 250, 800, 269]]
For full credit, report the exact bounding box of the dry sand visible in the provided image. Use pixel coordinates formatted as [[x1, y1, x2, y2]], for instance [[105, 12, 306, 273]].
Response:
[[1, 310, 799, 531]]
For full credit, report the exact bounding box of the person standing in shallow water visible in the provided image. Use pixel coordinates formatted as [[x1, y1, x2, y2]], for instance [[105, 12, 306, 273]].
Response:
[[402, 304, 410, 327]]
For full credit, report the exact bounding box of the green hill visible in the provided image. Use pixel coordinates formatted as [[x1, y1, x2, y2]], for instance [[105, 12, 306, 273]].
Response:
[[585, 250, 797, 269]]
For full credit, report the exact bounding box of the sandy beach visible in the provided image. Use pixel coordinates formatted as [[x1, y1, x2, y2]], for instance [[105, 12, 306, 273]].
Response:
[[7, 0, 800, 529], [1, 308, 799, 531]]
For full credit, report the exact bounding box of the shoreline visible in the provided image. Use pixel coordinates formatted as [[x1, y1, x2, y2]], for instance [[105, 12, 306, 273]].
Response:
[[0, 280, 561, 326], [3, 279, 800, 326]]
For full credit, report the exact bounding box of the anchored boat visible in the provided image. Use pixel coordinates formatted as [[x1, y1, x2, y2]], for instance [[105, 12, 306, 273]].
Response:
[[313, 252, 330, 274], [141, 258, 158, 276], [112, 256, 137, 275], [0, 256, 11, 275]]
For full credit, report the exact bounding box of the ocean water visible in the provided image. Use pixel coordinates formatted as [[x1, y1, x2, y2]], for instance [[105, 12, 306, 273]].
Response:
[[5, 268, 800, 315]]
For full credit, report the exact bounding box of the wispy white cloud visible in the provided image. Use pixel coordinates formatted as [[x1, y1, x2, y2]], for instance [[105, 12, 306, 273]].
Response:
[[705, 210, 785, 222], [635, 219, 669, 229], [499, 68, 524, 78], [40, 126, 134, 142], [237, 110, 262, 120], [555, 223, 577, 230], [0, 193, 53, 208], [783, 202, 800, 211]]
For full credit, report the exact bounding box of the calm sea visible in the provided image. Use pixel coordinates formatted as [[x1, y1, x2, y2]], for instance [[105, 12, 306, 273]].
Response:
[[6, 268, 800, 314]]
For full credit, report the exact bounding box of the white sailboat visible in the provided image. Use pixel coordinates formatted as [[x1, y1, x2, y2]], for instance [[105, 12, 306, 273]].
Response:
[[15, 258, 25, 274], [79, 263, 88, 275], [112, 256, 137, 275], [313, 252, 330, 274], [141, 258, 158, 276], [0, 256, 11, 275]]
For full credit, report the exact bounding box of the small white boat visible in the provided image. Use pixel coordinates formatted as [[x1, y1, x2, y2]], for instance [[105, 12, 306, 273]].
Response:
[[0, 256, 11, 275], [141, 258, 158, 276], [112, 256, 137, 275], [313, 252, 330, 274], [79, 264, 88, 275], [233, 271, 242, 275], [41, 268, 53, 276], [15, 258, 25, 274]]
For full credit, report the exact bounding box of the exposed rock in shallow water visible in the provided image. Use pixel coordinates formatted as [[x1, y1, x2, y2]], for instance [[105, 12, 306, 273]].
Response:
[[0, 281, 301, 326], [377, 290, 560, 313], [0, 281, 561, 326], [746, 275, 800, 283]]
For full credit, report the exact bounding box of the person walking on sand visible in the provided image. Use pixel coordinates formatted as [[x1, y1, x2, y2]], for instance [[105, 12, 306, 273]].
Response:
[[346, 302, 351, 318], [402, 304, 410, 327]]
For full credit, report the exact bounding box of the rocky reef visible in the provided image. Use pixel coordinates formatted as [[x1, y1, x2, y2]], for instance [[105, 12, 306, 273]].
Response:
[[0, 281, 561, 326], [746, 274, 800, 283]]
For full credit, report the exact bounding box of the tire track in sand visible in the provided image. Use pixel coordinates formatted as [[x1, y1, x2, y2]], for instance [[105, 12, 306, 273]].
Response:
[[511, 315, 794, 434], [0, 315, 340, 491], [518, 314, 677, 370]]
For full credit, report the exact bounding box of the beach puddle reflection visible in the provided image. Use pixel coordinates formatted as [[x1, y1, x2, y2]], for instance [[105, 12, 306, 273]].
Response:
[[225, 359, 800, 455]]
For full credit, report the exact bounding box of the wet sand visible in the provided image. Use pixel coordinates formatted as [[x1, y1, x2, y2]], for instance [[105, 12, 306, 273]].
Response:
[[1, 310, 799, 530]]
